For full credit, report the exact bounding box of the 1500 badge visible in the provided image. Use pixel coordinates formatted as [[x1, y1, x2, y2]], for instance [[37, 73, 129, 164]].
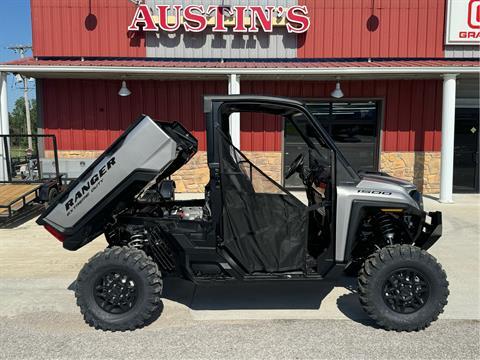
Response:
[[357, 189, 392, 195]]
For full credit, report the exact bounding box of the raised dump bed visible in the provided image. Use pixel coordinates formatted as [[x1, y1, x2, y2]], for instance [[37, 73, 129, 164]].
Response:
[[37, 115, 198, 249]]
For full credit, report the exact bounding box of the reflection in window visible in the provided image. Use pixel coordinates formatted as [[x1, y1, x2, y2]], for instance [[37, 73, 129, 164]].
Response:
[[285, 101, 379, 187]]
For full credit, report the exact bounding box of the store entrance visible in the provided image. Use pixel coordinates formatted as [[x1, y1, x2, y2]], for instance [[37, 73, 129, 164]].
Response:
[[284, 101, 380, 187], [453, 108, 480, 193]]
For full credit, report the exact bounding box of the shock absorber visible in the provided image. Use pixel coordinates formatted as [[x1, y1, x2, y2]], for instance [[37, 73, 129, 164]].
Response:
[[129, 230, 148, 249], [374, 212, 396, 244]]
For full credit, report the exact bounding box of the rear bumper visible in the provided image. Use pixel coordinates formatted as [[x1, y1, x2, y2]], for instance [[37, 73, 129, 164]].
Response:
[[415, 211, 442, 250]]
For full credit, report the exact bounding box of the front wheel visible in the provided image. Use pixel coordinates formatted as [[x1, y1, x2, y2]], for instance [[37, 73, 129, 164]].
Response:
[[75, 246, 163, 331], [358, 244, 449, 331]]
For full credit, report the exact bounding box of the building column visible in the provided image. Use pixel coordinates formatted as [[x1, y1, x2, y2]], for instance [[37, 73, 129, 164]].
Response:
[[228, 74, 240, 149], [0, 72, 9, 181], [439, 74, 458, 203]]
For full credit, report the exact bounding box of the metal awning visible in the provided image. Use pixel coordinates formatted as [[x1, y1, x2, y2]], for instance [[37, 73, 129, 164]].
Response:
[[0, 57, 478, 80]]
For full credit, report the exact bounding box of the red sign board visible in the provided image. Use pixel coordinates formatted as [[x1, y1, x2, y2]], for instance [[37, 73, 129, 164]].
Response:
[[128, 4, 311, 34]]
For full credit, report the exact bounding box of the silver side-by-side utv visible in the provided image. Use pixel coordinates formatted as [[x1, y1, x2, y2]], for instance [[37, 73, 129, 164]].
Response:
[[37, 96, 448, 332]]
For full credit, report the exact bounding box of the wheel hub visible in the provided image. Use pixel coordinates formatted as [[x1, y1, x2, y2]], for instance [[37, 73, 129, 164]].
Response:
[[382, 269, 430, 314], [94, 270, 138, 314]]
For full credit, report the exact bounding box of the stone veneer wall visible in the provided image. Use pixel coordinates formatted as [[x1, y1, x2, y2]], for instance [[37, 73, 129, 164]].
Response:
[[47, 150, 441, 194], [380, 152, 441, 194], [48, 150, 283, 193], [172, 151, 283, 193]]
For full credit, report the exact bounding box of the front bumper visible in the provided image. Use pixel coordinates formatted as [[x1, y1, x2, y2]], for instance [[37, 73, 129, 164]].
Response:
[[415, 211, 442, 250]]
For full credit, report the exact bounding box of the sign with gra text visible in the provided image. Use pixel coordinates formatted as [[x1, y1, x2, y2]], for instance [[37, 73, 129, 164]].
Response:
[[446, 0, 480, 44], [128, 4, 310, 34]]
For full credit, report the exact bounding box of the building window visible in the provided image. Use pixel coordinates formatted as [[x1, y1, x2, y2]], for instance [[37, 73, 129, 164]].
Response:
[[284, 101, 380, 187]]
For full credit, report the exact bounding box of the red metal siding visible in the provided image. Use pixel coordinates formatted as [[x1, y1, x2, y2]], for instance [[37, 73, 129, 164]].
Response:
[[31, 0, 146, 57], [298, 0, 445, 58], [42, 79, 442, 154], [41, 79, 228, 152], [240, 79, 442, 152]]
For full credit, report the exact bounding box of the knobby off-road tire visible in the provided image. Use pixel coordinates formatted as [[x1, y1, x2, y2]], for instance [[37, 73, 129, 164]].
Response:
[[75, 246, 163, 331], [358, 244, 449, 332]]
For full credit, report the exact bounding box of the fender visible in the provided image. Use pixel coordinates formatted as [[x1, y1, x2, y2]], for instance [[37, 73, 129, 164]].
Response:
[[343, 200, 422, 263]]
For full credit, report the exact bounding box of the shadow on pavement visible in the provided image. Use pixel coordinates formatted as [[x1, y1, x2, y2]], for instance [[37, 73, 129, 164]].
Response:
[[335, 276, 380, 328], [69, 273, 373, 325], [163, 278, 334, 310], [162, 275, 366, 313], [0, 204, 43, 229]]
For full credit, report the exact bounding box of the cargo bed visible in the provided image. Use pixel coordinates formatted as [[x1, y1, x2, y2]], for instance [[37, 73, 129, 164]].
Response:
[[37, 116, 198, 250]]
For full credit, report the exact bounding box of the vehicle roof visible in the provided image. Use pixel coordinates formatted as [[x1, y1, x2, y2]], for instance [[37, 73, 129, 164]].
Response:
[[203, 95, 306, 112]]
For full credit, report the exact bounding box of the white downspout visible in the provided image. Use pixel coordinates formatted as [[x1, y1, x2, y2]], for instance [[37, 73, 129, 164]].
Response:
[[439, 74, 458, 203], [228, 74, 241, 149], [0, 72, 9, 181]]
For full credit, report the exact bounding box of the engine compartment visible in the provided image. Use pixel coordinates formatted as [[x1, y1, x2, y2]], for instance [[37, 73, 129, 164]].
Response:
[[132, 180, 211, 222]]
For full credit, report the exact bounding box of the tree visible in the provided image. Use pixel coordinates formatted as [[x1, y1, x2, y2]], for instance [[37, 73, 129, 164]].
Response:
[[8, 97, 37, 150]]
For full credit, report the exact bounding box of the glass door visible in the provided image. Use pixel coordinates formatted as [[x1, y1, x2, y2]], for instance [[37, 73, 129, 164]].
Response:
[[453, 108, 480, 193]]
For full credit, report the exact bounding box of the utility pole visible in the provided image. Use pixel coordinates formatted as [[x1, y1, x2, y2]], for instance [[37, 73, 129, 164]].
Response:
[[7, 45, 33, 150]]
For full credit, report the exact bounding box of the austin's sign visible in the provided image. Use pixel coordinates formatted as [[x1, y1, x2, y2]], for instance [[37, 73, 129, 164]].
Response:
[[128, 4, 311, 34], [445, 0, 480, 44]]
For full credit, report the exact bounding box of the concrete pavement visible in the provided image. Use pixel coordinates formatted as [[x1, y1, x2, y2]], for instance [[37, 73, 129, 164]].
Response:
[[0, 194, 479, 359]]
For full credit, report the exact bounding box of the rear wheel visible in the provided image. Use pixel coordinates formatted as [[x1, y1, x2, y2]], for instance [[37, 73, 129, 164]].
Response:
[[358, 244, 448, 331], [75, 246, 163, 331]]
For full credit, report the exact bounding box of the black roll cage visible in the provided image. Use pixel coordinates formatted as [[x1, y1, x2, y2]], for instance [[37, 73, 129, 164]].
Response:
[[204, 95, 359, 181], [203, 96, 360, 247]]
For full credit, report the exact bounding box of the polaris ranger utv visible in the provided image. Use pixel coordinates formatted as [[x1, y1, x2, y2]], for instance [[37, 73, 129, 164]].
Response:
[[37, 96, 448, 332]]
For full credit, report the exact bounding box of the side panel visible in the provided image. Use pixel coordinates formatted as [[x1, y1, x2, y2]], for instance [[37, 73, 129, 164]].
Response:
[[335, 180, 419, 262]]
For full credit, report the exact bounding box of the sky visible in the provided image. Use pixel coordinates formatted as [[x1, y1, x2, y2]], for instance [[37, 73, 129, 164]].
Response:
[[0, 0, 35, 111]]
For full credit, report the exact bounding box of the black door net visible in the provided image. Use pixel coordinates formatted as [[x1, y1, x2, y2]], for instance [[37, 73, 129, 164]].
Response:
[[218, 129, 307, 273]]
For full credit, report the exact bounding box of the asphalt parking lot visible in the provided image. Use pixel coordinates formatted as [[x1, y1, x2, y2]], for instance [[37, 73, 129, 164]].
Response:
[[0, 195, 479, 359]]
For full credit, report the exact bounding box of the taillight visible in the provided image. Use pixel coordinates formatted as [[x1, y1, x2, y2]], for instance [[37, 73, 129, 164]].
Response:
[[44, 224, 65, 242]]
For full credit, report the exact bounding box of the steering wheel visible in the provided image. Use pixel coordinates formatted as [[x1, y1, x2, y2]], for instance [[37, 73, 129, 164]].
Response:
[[285, 153, 305, 179]]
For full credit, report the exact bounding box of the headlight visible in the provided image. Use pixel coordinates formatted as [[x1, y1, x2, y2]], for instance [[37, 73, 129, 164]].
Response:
[[410, 190, 424, 209]]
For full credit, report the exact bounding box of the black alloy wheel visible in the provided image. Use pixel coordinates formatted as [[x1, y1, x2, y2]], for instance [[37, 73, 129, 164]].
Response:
[[382, 268, 430, 314], [94, 270, 139, 314]]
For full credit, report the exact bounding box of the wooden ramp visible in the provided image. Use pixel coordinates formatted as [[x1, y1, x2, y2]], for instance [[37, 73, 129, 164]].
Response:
[[0, 184, 41, 216]]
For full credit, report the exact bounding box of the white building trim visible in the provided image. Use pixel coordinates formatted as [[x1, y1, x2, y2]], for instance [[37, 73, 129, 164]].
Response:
[[0, 65, 478, 77]]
